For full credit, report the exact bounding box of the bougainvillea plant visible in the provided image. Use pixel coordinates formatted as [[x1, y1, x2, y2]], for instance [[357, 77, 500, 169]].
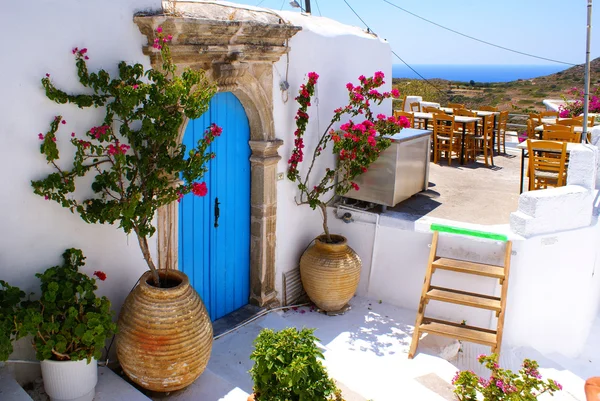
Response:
[[31, 27, 221, 286], [453, 354, 562, 400], [558, 86, 600, 118], [287, 71, 410, 243]]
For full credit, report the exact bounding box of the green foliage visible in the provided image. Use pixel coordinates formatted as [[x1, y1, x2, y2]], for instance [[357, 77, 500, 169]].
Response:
[[287, 72, 408, 240], [16, 249, 117, 362], [31, 28, 220, 281], [453, 354, 562, 400], [0, 281, 26, 361], [249, 328, 341, 401], [393, 78, 448, 106]]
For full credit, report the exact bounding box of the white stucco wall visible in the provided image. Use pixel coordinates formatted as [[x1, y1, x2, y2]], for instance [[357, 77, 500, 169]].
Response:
[[1, 0, 162, 320], [272, 12, 392, 297]]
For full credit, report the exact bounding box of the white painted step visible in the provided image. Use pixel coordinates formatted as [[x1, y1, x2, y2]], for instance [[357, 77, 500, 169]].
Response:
[[95, 366, 151, 401], [0, 367, 34, 401], [163, 368, 249, 401]]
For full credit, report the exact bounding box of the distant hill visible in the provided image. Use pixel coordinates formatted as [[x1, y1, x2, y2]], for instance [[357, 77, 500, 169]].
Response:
[[392, 58, 600, 113]]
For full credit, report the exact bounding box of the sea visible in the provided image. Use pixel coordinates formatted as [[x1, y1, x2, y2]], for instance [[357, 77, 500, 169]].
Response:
[[392, 64, 567, 83]]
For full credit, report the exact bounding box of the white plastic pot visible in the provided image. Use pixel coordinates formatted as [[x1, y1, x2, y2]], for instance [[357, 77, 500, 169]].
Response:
[[40, 358, 97, 401]]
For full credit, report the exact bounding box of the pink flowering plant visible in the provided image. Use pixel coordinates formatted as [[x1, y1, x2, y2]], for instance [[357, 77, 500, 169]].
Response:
[[287, 72, 410, 242], [558, 86, 600, 118], [453, 354, 562, 400], [31, 27, 221, 286]]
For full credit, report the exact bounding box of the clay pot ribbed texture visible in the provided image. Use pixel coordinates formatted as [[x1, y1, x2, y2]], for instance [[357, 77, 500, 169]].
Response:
[[300, 235, 362, 312], [116, 270, 212, 392]]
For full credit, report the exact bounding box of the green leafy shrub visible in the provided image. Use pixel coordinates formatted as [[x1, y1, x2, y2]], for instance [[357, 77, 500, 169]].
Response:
[[249, 327, 341, 401], [13, 249, 116, 362], [0, 281, 26, 360], [453, 354, 562, 400], [31, 27, 220, 286]]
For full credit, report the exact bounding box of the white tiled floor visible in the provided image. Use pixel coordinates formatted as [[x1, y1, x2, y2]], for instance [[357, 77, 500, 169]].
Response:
[[160, 296, 599, 400]]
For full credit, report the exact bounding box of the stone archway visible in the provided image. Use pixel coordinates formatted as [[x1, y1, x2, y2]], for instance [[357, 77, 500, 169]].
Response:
[[134, 5, 301, 308]]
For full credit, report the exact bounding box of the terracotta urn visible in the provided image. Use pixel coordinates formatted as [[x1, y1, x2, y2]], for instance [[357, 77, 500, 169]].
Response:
[[586, 377, 600, 400], [116, 270, 213, 392], [300, 234, 361, 312]]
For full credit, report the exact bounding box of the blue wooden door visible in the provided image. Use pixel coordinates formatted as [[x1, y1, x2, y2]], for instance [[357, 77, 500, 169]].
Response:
[[179, 92, 251, 321]]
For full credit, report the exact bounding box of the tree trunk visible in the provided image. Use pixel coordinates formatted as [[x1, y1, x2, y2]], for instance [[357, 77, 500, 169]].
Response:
[[319, 203, 332, 243], [135, 232, 161, 287]]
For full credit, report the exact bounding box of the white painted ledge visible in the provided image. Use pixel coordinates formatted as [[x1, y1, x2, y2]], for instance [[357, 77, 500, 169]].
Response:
[[510, 185, 594, 237]]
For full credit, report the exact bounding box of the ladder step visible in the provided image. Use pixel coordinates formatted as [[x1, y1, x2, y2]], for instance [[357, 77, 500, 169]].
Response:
[[433, 257, 505, 279], [419, 318, 497, 347], [426, 286, 502, 311]]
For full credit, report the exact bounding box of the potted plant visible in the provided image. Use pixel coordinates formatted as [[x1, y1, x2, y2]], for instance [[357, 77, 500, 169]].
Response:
[[1, 248, 116, 401], [453, 354, 562, 400], [31, 26, 220, 391], [287, 71, 409, 312], [248, 327, 343, 401]]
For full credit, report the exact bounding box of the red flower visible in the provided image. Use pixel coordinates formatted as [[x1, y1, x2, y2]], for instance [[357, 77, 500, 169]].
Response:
[[192, 182, 208, 197], [93, 271, 107, 281]]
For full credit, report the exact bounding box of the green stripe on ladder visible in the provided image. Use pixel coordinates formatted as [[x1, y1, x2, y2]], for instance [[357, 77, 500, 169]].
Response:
[[430, 223, 508, 242]]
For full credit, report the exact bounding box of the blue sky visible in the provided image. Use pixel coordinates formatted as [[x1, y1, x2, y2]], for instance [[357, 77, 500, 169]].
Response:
[[229, 0, 598, 66]]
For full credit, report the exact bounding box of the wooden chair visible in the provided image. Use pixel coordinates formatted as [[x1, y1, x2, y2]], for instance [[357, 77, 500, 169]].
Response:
[[526, 118, 538, 139], [527, 139, 568, 191], [423, 106, 446, 114], [541, 124, 580, 143], [494, 110, 508, 154], [454, 108, 478, 133], [433, 114, 459, 165], [394, 110, 415, 128], [480, 105, 499, 112], [556, 118, 584, 127], [447, 103, 465, 109], [540, 110, 559, 123], [410, 102, 421, 112], [473, 114, 495, 166]]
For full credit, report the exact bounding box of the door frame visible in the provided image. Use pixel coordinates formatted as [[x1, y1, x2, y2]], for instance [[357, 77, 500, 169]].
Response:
[[136, 13, 301, 309]]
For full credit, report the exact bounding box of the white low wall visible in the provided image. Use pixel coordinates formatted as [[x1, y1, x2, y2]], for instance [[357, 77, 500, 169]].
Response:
[[323, 136, 600, 358]]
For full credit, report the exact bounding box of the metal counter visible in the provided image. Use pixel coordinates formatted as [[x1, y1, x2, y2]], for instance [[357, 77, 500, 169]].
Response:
[[345, 128, 431, 207]]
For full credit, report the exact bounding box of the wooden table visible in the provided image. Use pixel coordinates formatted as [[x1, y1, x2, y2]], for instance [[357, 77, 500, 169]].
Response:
[[516, 140, 579, 194], [413, 112, 482, 165]]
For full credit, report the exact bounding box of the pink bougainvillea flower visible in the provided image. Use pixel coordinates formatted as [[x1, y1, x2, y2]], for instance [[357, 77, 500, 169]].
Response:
[[177, 192, 184, 203], [84, 56, 89, 60], [210, 123, 223, 136], [191, 182, 208, 197], [156, 26, 163, 33], [61, 120, 66, 125], [38, 133, 44, 140], [45, 73, 50, 78], [132, 84, 139, 90], [71, 132, 76, 137], [44, 195, 49, 200], [93, 271, 107, 281], [79, 48, 87, 55], [72, 47, 78, 54]]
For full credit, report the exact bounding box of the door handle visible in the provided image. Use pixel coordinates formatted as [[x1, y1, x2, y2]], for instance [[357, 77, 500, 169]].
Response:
[[214, 197, 220, 228]]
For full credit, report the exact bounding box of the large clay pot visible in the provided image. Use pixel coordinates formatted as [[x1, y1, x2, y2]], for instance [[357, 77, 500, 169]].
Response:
[[41, 358, 97, 401], [116, 270, 212, 392], [300, 234, 361, 312]]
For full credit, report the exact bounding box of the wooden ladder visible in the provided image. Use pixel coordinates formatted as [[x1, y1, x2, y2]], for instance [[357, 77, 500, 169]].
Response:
[[408, 229, 512, 359]]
